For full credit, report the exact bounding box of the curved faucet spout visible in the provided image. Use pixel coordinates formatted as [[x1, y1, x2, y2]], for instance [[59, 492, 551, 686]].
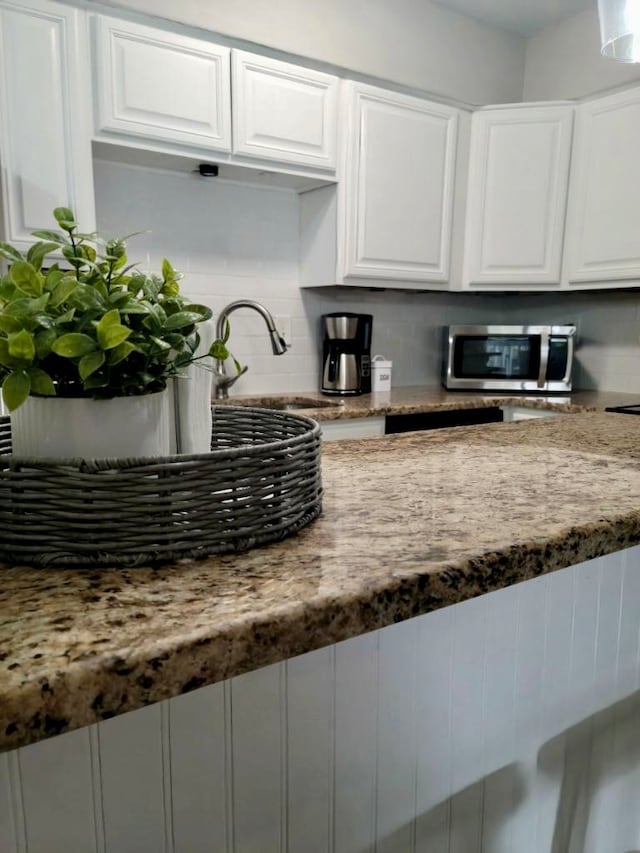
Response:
[[214, 300, 288, 400]]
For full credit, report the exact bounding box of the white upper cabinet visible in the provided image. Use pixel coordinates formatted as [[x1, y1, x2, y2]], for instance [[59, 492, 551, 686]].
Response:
[[564, 87, 640, 285], [341, 82, 458, 284], [463, 104, 574, 288], [231, 50, 338, 170], [94, 16, 232, 153], [0, 0, 95, 248]]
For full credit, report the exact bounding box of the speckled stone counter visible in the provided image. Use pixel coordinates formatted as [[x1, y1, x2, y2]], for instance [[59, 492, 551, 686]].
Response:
[[2, 411, 640, 751], [226, 386, 640, 420]]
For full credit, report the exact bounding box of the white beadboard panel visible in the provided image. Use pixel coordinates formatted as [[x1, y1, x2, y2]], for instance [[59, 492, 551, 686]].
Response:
[[374, 619, 418, 853], [533, 563, 576, 853], [448, 593, 488, 853], [567, 557, 600, 721], [230, 661, 284, 853], [97, 701, 167, 853], [18, 726, 97, 853], [168, 682, 229, 853], [285, 647, 334, 853], [413, 604, 454, 853], [616, 547, 640, 700], [509, 573, 548, 853], [4, 547, 640, 853], [333, 630, 379, 853], [0, 752, 22, 853], [479, 584, 519, 853], [88, 727, 105, 853]]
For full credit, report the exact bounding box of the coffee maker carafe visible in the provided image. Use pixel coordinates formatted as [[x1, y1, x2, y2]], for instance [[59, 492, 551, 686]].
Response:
[[321, 313, 372, 395]]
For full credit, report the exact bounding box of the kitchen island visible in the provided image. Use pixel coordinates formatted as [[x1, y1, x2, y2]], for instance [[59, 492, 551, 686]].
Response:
[[1, 411, 640, 851]]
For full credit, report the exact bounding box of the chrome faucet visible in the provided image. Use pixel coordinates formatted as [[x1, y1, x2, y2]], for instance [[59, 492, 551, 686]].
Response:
[[213, 300, 288, 400]]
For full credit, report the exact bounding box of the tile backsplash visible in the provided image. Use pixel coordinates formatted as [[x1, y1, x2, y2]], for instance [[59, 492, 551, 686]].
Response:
[[94, 157, 640, 395]]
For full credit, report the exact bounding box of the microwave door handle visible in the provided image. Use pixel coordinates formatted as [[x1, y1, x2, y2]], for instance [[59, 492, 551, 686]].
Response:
[[538, 331, 550, 388], [562, 333, 575, 384]]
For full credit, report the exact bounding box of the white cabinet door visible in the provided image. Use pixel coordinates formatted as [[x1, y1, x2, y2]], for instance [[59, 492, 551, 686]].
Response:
[[0, 0, 95, 248], [342, 83, 458, 284], [232, 50, 338, 171], [463, 104, 573, 287], [94, 16, 231, 153], [564, 86, 640, 285]]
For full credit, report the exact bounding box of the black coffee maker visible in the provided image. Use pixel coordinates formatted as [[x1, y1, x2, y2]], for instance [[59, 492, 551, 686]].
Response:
[[321, 312, 372, 395]]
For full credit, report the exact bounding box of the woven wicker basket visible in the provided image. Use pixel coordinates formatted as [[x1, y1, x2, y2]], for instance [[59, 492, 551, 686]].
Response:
[[0, 406, 322, 567]]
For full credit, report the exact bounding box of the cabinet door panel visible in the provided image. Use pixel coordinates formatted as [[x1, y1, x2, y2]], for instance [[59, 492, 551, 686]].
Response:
[[232, 51, 337, 170], [344, 84, 458, 282], [565, 87, 640, 283], [95, 16, 231, 152], [464, 105, 573, 286], [0, 0, 95, 247]]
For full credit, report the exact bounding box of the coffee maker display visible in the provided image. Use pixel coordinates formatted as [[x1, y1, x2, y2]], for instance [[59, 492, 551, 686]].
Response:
[[321, 313, 372, 395]]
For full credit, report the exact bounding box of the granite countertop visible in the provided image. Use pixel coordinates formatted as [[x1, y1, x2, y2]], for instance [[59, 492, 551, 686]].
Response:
[[2, 410, 640, 751], [226, 386, 640, 420]]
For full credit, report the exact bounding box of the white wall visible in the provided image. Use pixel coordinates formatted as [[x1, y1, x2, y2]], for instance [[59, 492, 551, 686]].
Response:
[[523, 9, 640, 101], [94, 157, 506, 394], [95, 157, 640, 396], [500, 290, 640, 395], [91, 0, 525, 106]]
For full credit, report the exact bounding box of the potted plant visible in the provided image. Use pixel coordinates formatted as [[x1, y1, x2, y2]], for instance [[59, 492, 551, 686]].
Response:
[[0, 207, 234, 458]]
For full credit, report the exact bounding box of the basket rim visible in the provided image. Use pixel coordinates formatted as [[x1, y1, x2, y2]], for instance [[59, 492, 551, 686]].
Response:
[[0, 405, 321, 470]]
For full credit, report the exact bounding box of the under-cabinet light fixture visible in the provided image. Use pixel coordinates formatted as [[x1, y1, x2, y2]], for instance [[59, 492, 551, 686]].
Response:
[[598, 0, 640, 61]]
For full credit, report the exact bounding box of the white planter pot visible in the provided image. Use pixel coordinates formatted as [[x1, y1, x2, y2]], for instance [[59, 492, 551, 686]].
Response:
[[10, 391, 172, 460]]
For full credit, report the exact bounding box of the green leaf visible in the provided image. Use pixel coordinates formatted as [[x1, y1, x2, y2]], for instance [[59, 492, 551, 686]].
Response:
[[163, 311, 203, 331], [52, 333, 97, 358], [2, 368, 30, 411], [4, 294, 48, 318], [68, 283, 106, 312], [107, 291, 133, 308], [27, 367, 55, 396], [0, 339, 19, 368], [149, 335, 172, 352], [98, 324, 131, 350], [209, 340, 229, 361], [173, 352, 193, 368], [79, 350, 105, 380], [97, 308, 120, 331], [53, 207, 76, 232], [10, 261, 43, 297], [35, 328, 57, 358], [106, 340, 136, 366], [141, 302, 165, 333], [0, 314, 21, 334], [0, 242, 23, 263], [50, 276, 79, 308], [7, 329, 35, 361], [26, 241, 59, 272], [185, 303, 213, 321], [30, 229, 67, 244], [83, 374, 109, 390], [56, 307, 76, 324], [161, 258, 176, 283], [119, 300, 151, 315], [44, 268, 65, 292], [32, 313, 57, 330]]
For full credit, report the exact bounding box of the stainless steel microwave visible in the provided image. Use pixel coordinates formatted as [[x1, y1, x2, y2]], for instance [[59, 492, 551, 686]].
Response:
[[443, 325, 576, 392]]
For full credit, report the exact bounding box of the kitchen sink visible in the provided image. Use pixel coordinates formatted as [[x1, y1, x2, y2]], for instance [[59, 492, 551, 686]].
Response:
[[225, 396, 341, 411]]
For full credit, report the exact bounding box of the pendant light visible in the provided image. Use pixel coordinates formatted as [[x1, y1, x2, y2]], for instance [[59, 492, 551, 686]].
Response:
[[598, 0, 640, 62]]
